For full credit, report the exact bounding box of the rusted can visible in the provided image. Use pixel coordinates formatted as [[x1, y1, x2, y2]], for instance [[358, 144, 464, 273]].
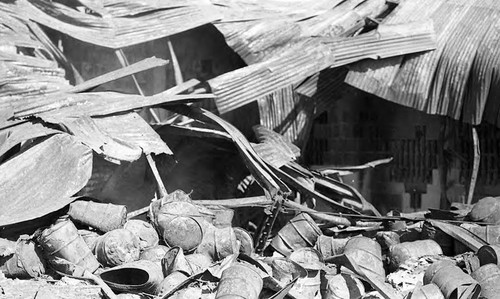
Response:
[[271, 258, 305, 283], [196, 225, 238, 260], [185, 253, 213, 273], [376, 231, 400, 252], [140, 245, 169, 268], [234, 227, 254, 255], [389, 240, 442, 270], [344, 236, 385, 278], [206, 206, 234, 228], [0, 238, 46, 278], [78, 229, 100, 252], [215, 262, 263, 299], [162, 247, 193, 276], [421, 221, 454, 256], [324, 273, 365, 299], [406, 283, 444, 299], [94, 228, 141, 267], [38, 219, 99, 273], [289, 247, 324, 270], [156, 201, 204, 235], [124, 220, 159, 250], [424, 261, 481, 299], [271, 213, 322, 256], [315, 235, 349, 259], [163, 216, 204, 252], [157, 271, 189, 297], [471, 264, 500, 299], [290, 269, 321, 298], [100, 260, 163, 295], [68, 200, 127, 232], [477, 244, 500, 266], [469, 196, 500, 224], [155, 201, 205, 252]]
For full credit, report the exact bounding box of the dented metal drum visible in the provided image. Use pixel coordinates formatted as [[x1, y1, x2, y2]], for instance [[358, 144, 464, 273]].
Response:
[[271, 213, 322, 256], [344, 236, 385, 278], [471, 264, 500, 299], [38, 219, 99, 273], [424, 261, 481, 299], [68, 200, 127, 232], [216, 262, 263, 299]]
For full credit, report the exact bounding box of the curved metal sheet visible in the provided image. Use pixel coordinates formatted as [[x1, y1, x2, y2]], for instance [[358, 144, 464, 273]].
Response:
[[0, 134, 92, 226]]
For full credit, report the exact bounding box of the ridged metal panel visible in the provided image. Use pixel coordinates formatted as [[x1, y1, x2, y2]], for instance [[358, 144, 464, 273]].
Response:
[[212, 20, 436, 115], [209, 42, 336, 114], [0, 134, 92, 226], [346, 0, 500, 125], [20, 0, 221, 49], [256, 85, 314, 145]]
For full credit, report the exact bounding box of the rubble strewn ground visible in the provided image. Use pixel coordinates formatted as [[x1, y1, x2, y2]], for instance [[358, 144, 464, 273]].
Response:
[[2, 0, 500, 298]]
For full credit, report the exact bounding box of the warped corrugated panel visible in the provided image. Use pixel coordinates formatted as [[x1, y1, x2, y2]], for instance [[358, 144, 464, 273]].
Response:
[[346, 0, 500, 125], [209, 41, 336, 114], [96, 0, 210, 17], [326, 21, 436, 67], [14, 90, 211, 119], [19, 0, 221, 49], [94, 113, 173, 155], [0, 4, 68, 107], [0, 134, 92, 226], [211, 0, 339, 23], [257, 85, 315, 146], [214, 20, 303, 64], [0, 121, 59, 158]]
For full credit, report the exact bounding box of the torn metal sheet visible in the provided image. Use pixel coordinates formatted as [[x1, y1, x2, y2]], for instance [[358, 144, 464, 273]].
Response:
[[83, 0, 212, 18], [167, 105, 290, 198], [346, 0, 500, 125], [0, 121, 60, 158], [19, 90, 213, 119], [326, 20, 437, 67], [0, 134, 92, 226], [94, 113, 173, 155], [61, 116, 143, 163], [257, 85, 314, 146], [208, 41, 336, 114], [67, 57, 169, 93], [251, 125, 301, 168], [19, 0, 221, 49]]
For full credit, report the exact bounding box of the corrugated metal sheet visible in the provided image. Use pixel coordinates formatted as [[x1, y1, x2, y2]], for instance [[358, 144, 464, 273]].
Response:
[[257, 85, 314, 145], [0, 121, 59, 158], [67, 57, 169, 93], [16, 90, 212, 119], [346, 0, 500, 125], [96, 0, 211, 17], [19, 0, 221, 49], [0, 134, 92, 226], [211, 20, 436, 115], [62, 116, 143, 163], [209, 41, 336, 114], [94, 113, 173, 155]]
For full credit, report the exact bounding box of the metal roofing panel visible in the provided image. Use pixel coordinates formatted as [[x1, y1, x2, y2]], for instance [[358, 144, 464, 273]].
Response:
[[0, 121, 59, 158], [19, 0, 221, 49], [94, 112, 173, 155], [209, 41, 336, 114], [211, 20, 436, 115], [0, 134, 92, 226], [346, 0, 500, 125]]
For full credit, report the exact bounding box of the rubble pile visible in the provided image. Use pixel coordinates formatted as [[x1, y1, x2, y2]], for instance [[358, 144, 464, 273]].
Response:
[[2, 190, 500, 299]]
